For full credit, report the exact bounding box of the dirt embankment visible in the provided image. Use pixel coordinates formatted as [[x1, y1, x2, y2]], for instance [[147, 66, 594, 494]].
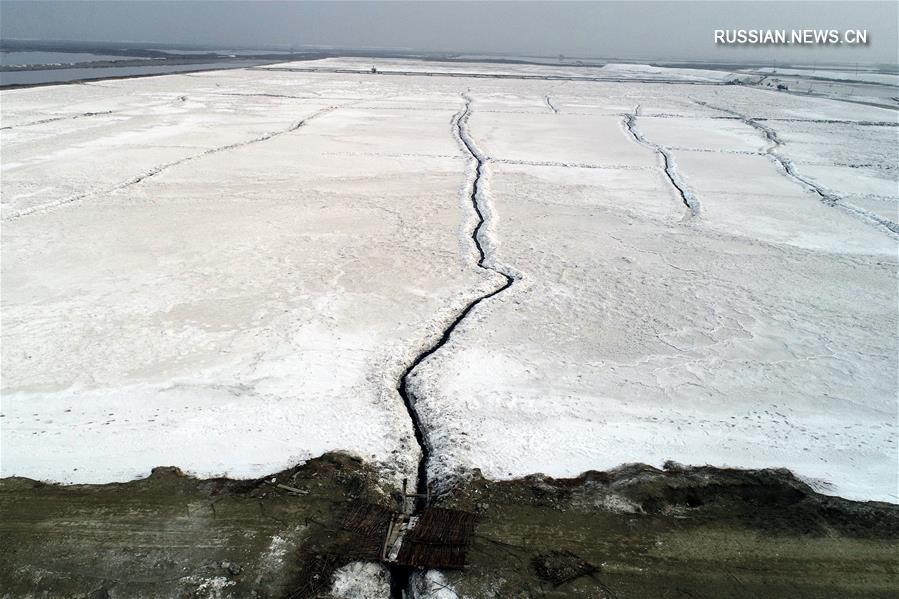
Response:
[[435, 462, 899, 597], [0, 453, 395, 598], [1, 457, 897, 598]]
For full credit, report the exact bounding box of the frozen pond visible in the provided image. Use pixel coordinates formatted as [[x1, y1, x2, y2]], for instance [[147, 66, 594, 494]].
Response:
[[1, 59, 896, 503], [0, 60, 268, 86], [0, 51, 147, 66]]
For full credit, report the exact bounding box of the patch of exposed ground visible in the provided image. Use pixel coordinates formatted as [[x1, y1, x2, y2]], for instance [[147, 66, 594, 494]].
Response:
[[435, 464, 899, 598], [0, 453, 396, 599], [2, 457, 897, 598]]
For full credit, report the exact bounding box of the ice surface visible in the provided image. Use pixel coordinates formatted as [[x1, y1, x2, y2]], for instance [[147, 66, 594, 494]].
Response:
[[402, 77, 898, 503], [2, 63, 896, 503], [1, 70, 493, 486]]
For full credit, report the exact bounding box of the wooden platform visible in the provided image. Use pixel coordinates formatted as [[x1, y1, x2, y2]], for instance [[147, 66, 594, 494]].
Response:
[[341, 503, 478, 570]]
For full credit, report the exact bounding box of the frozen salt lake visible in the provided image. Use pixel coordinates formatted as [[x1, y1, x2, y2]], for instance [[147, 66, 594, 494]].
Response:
[[1, 59, 896, 503]]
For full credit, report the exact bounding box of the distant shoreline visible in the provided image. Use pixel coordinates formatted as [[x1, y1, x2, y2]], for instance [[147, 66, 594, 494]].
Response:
[[2, 43, 895, 101], [0, 61, 272, 89]]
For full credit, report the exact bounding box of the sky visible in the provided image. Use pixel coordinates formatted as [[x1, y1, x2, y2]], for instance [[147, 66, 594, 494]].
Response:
[[1, 1, 896, 64]]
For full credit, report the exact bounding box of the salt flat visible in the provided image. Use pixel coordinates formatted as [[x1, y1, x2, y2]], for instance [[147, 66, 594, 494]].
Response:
[[2, 60, 897, 503], [1, 68, 493, 485]]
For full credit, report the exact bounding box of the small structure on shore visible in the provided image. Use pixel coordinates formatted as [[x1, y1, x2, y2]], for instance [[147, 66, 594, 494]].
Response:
[[339, 502, 478, 570]]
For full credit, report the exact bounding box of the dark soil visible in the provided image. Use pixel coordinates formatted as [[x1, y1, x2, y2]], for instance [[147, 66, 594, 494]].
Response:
[[0, 453, 392, 598], [434, 462, 899, 597], [1, 457, 897, 598]]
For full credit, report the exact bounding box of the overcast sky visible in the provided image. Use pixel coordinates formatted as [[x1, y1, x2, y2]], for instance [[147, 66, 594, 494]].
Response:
[[1, 1, 896, 64]]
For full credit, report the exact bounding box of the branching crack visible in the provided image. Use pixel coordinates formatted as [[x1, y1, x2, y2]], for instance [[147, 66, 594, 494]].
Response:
[[0, 110, 115, 131], [4, 105, 341, 221], [692, 99, 899, 237], [623, 105, 700, 217], [394, 93, 516, 506], [390, 89, 517, 598]]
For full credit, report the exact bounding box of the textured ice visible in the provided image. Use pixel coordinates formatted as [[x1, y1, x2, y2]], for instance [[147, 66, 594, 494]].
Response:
[[2, 63, 896, 503]]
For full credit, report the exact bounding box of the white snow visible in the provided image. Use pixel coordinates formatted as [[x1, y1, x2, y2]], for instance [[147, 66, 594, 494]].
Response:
[[755, 67, 899, 86], [1, 62, 896, 503], [331, 562, 392, 599], [405, 76, 898, 503], [1, 70, 491, 487], [191, 576, 236, 599], [410, 570, 462, 598], [261, 57, 736, 83]]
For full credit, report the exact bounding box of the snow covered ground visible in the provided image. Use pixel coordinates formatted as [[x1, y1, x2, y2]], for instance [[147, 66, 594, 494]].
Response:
[[754, 67, 899, 86], [1, 69, 493, 486], [261, 56, 737, 82], [2, 61, 897, 503]]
